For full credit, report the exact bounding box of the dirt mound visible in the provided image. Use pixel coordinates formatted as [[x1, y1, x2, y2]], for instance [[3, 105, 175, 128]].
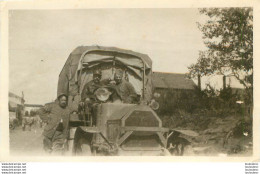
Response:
[[162, 114, 253, 156]]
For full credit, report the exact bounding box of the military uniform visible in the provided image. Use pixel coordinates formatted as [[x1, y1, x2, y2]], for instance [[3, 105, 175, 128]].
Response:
[[80, 80, 110, 125], [115, 80, 137, 103], [22, 116, 34, 131], [81, 80, 103, 101], [39, 101, 70, 154]]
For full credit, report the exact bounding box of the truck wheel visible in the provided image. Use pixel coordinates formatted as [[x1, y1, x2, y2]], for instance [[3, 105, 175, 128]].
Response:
[[167, 137, 191, 156], [176, 143, 184, 156], [81, 144, 92, 155], [74, 138, 92, 156], [73, 127, 94, 156]]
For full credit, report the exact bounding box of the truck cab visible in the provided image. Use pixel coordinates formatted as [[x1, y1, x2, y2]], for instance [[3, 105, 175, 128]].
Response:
[[58, 46, 170, 156]]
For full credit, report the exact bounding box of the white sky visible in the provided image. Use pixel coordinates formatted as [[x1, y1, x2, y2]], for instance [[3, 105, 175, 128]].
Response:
[[9, 9, 207, 104]]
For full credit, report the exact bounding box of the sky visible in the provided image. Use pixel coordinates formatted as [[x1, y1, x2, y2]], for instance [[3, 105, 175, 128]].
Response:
[[9, 9, 207, 104]]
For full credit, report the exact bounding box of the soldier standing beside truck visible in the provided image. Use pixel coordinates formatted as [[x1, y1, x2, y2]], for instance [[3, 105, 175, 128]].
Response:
[[39, 94, 70, 155]]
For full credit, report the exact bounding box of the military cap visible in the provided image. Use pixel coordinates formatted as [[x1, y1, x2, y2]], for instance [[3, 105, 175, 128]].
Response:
[[93, 69, 102, 76], [57, 93, 68, 100]]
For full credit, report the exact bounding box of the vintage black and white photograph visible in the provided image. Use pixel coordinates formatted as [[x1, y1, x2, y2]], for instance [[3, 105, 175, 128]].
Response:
[[8, 8, 254, 157]]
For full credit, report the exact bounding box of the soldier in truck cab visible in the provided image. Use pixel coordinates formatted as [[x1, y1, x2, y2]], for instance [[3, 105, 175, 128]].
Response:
[[81, 69, 104, 102], [110, 69, 138, 104], [79, 69, 107, 125]]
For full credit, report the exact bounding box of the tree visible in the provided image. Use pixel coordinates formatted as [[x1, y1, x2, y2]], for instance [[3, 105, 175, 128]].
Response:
[[188, 8, 253, 90]]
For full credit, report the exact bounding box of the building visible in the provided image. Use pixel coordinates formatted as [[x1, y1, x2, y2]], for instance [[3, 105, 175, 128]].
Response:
[[198, 74, 246, 100], [199, 74, 244, 91], [24, 104, 43, 114], [9, 92, 25, 112], [152, 72, 196, 114], [153, 72, 196, 93]]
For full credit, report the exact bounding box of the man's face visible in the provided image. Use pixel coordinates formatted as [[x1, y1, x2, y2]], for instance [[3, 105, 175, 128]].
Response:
[[93, 74, 101, 84], [114, 73, 122, 84], [59, 96, 67, 108]]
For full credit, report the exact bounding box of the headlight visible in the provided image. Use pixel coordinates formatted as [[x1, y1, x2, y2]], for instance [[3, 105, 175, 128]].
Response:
[[95, 87, 112, 102], [149, 99, 159, 110]]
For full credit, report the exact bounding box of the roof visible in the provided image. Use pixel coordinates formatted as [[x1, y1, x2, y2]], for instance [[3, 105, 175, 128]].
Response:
[[9, 101, 21, 108], [9, 92, 22, 99], [153, 72, 195, 90], [24, 104, 43, 107]]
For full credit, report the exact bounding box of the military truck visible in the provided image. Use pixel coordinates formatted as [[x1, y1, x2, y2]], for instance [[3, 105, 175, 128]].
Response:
[[58, 46, 197, 156]]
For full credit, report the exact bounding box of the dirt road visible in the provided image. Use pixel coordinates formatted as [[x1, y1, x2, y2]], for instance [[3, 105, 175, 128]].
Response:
[[9, 125, 46, 156], [9, 122, 252, 157]]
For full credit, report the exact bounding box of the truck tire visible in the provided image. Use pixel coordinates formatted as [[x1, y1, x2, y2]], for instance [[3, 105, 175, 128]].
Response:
[[74, 141, 92, 156], [80, 144, 92, 155], [167, 136, 191, 156], [74, 137, 92, 156], [73, 127, 94, 156]]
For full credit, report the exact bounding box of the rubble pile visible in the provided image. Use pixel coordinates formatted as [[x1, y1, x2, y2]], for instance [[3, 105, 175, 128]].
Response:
[[162, 114, 253, 156]]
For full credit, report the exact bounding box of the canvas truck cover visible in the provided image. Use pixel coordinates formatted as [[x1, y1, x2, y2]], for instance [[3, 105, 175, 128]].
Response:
[[57, 46, 153, 104]]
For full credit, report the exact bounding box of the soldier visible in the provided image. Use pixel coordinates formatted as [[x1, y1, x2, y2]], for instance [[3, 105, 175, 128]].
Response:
[[80, 69, 106, 125], [81, 69, 104, 102], [39, 94, 70, 155], [22, 115, 34, 131], [112, 69, 138, 104]]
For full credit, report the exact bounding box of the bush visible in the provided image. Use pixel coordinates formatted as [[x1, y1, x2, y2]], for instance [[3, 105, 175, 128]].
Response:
[[158, 85, 250, 119]]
